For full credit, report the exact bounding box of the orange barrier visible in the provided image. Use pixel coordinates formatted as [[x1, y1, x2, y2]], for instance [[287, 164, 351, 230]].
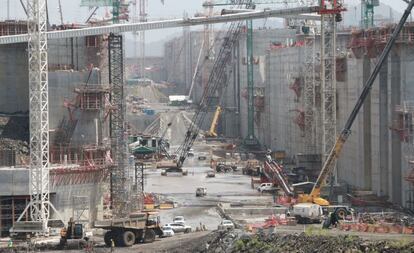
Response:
[[340, 222, 414, 234]]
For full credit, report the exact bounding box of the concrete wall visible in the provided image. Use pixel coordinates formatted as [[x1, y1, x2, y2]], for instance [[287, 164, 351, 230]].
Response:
[[0, 43, 28, 113], [0, 168, 104, 224], [0, 37, 104, 115]]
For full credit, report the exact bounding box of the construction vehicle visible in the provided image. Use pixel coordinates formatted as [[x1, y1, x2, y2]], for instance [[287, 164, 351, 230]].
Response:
[[59, 218, 89, 249], [94, 212, 163, 247], [205, 105, 222, 138]]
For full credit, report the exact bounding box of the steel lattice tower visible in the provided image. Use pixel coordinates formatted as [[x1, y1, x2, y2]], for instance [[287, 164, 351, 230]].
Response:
[[321, 11, 337, 175], [12, 0, 57, 234], [109, 34, 130, 218]]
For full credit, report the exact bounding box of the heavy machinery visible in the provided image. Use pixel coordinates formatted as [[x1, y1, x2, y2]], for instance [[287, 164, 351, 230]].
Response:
[[205, 105, 222, 138], [59, 218, 89, 249], [95, 212, 163, 247]]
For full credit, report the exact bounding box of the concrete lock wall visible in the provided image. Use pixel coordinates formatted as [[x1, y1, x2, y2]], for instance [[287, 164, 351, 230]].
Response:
[[163, 26, 414, 208]]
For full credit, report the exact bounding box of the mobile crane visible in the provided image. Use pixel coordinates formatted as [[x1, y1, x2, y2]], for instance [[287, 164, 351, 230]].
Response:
[[205, 104, 223, 138]]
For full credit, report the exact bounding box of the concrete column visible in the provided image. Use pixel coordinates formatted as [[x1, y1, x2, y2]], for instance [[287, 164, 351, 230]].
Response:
[[391, 49, 402, 205], [379, 57, 389, 196], [363, 56, 372, 190]]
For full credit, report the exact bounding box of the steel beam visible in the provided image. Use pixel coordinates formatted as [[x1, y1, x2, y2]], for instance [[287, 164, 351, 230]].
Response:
[[0, 6, 320, 45]]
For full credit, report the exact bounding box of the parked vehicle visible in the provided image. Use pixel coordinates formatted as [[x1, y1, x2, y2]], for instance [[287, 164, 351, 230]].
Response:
[[173, 216, 185, 225], [163, 223, 192, 233], [218, 220, 235, 230], [161, 226, 175, 237], [206, 170, 216, 178], [196, 187, 207, 197], [198, 155, 207, 160], [257, 183, 276, 193]]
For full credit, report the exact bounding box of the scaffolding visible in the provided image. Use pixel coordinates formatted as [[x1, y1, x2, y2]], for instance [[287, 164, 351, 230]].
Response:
[[303, 26, 320, 153], [75, 85, 110, 110]]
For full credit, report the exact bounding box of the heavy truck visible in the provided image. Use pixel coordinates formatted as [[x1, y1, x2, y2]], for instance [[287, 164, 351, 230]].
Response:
[[94, 212, 163, 247]]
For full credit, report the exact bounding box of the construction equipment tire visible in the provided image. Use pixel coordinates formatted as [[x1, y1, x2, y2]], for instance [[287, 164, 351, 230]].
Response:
[[335, 207, 347, 219], [144, 229, 156, 243], [122, 231, 136, 247]]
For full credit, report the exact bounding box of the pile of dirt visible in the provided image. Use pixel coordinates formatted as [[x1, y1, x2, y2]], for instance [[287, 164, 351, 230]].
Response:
[[0, 138, 29, 155], [187, 230, 414, 253], [127, 85, 169, 103], [1, 116, 29, 142]]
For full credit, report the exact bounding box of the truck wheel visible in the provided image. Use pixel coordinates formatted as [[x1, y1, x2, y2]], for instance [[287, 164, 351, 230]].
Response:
[[144, 229, 156, 243], [184, 228, 191, 233], [104, 231, 113, 247], [335, 208, 347, 219], [122, 231, 136, 247]]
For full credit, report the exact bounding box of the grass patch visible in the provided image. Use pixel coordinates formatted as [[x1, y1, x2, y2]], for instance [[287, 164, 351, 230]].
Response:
[[304, 225, 328, 236]]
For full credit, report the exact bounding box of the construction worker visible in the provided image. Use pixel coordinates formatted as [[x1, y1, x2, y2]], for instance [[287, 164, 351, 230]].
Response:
[[7, 239, 14, 253], [330, 211, 339, 228], [110, 238, 115, 252]]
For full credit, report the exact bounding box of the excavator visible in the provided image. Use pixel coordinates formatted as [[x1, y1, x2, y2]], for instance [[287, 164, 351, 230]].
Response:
[[263, 0, 414, 222]]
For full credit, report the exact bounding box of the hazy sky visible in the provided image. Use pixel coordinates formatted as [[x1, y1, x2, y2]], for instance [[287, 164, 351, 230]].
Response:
[[0, 0, 410, 43]]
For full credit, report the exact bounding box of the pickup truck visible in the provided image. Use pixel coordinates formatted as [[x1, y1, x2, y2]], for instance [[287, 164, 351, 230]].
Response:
[[257, 183, 276, 193], [164, 223, 192, 233], [218, 220, 235, 230]]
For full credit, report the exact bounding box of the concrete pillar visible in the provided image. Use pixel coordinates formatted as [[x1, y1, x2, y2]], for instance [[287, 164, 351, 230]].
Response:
[[363, 56, 372, 190], [379, 57, 389, 196], [391, 49, 402, 205]]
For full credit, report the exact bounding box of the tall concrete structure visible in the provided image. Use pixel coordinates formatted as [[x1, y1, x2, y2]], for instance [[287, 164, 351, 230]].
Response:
[[163, 23, 414, 210]]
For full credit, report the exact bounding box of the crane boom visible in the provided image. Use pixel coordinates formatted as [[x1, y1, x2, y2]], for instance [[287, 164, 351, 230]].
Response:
[[206, 106, 222, 138], [299, 0, 414, 205], [175, 0, 252, 168]]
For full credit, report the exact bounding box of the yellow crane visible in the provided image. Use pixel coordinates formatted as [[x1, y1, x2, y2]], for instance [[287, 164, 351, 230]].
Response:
[[205, 105, 222, 138]]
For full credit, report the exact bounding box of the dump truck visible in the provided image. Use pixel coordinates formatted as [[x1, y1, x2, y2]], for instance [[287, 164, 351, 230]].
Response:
[[94, 212, 163, 247]]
